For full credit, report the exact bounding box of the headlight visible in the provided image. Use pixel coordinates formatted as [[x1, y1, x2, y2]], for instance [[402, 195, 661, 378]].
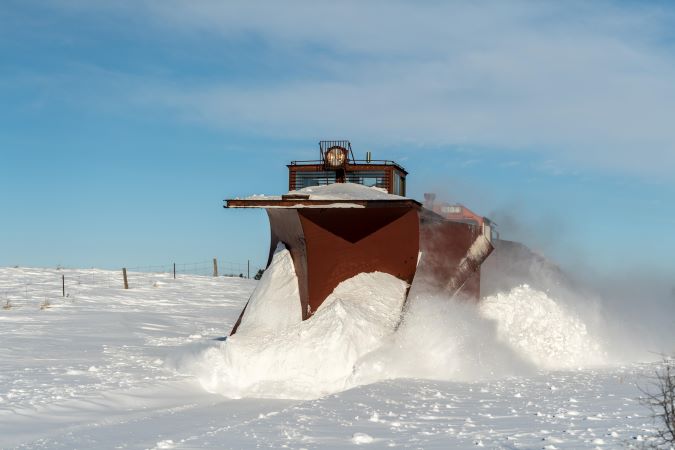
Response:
[[325, 146, 346, 167]]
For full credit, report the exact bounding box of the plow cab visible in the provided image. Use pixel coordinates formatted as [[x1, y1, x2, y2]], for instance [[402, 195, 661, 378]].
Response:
[[225, 141, 494, 334]]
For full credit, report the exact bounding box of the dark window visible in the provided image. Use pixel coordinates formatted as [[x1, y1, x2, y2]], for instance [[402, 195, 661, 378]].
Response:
[[292, 171, 337, 190], [345, 171, 388, 190]]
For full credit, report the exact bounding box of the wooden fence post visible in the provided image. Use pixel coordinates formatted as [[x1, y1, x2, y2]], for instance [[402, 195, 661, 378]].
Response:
[[173, 263, 176, 280], [62, 274, 65, 297], [212, 258, 218, 277], [122, 268, 129, 289]]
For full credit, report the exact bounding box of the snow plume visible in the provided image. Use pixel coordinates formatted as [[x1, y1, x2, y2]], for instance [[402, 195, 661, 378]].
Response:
[[169, 246, 408, 399], [350, 292, 531, 385], [170, 244, 607, 399], [583, 272, 675, 361], [480, 237, 672, 362], [479, 285, 607, 369], [352, 284, 607, 386]]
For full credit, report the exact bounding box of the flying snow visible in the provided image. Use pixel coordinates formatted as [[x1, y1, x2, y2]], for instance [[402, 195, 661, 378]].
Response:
[[171, 242, 609, 400], [480, 285, 607, 369]]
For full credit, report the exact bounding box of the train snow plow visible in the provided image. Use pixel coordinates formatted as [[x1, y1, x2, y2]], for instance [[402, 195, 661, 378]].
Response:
[[225, 141, 494, 335]]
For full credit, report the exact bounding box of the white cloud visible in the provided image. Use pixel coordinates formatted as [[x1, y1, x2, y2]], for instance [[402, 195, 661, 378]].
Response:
[[56, 0, 675, 179]]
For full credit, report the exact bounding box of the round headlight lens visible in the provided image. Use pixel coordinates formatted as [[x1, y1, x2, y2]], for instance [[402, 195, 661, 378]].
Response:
[[326, 147, 346, 167]]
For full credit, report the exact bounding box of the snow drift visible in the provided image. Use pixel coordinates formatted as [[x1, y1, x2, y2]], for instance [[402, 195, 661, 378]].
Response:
[[171, 243, 608, 399], [170, 244, 408, 399]]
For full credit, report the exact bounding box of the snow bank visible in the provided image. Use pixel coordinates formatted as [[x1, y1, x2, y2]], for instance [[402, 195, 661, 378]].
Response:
[[171, 270, 408, 399]]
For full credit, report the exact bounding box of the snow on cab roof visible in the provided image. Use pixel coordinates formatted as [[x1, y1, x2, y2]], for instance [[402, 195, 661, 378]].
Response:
[[243, 182, 409, 202]]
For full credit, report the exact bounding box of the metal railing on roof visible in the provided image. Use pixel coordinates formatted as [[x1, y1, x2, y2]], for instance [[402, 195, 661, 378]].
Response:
[[289, 159, 404, 167]]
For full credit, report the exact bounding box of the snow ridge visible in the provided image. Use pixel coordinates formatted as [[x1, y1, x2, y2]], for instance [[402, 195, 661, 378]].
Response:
[[173, 259, 408, 399], [174, 246, 607, 400]]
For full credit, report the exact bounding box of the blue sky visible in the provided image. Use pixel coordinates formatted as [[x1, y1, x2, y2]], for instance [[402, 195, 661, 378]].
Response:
[[1, 0, 674, 277]]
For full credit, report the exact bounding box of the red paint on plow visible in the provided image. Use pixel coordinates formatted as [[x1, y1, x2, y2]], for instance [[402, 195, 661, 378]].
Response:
[[225, 141, 494, 335]]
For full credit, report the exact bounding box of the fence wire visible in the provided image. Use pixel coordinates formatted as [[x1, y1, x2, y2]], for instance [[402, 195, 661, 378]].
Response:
[[0, 258, 264, 310]]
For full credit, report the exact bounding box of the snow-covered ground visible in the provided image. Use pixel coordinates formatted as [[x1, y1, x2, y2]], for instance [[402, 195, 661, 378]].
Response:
[[0, 266, 667, 449]]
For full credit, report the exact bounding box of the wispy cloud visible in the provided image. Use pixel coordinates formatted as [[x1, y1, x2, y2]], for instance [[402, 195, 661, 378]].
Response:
[[37, 1, 675, 180]]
